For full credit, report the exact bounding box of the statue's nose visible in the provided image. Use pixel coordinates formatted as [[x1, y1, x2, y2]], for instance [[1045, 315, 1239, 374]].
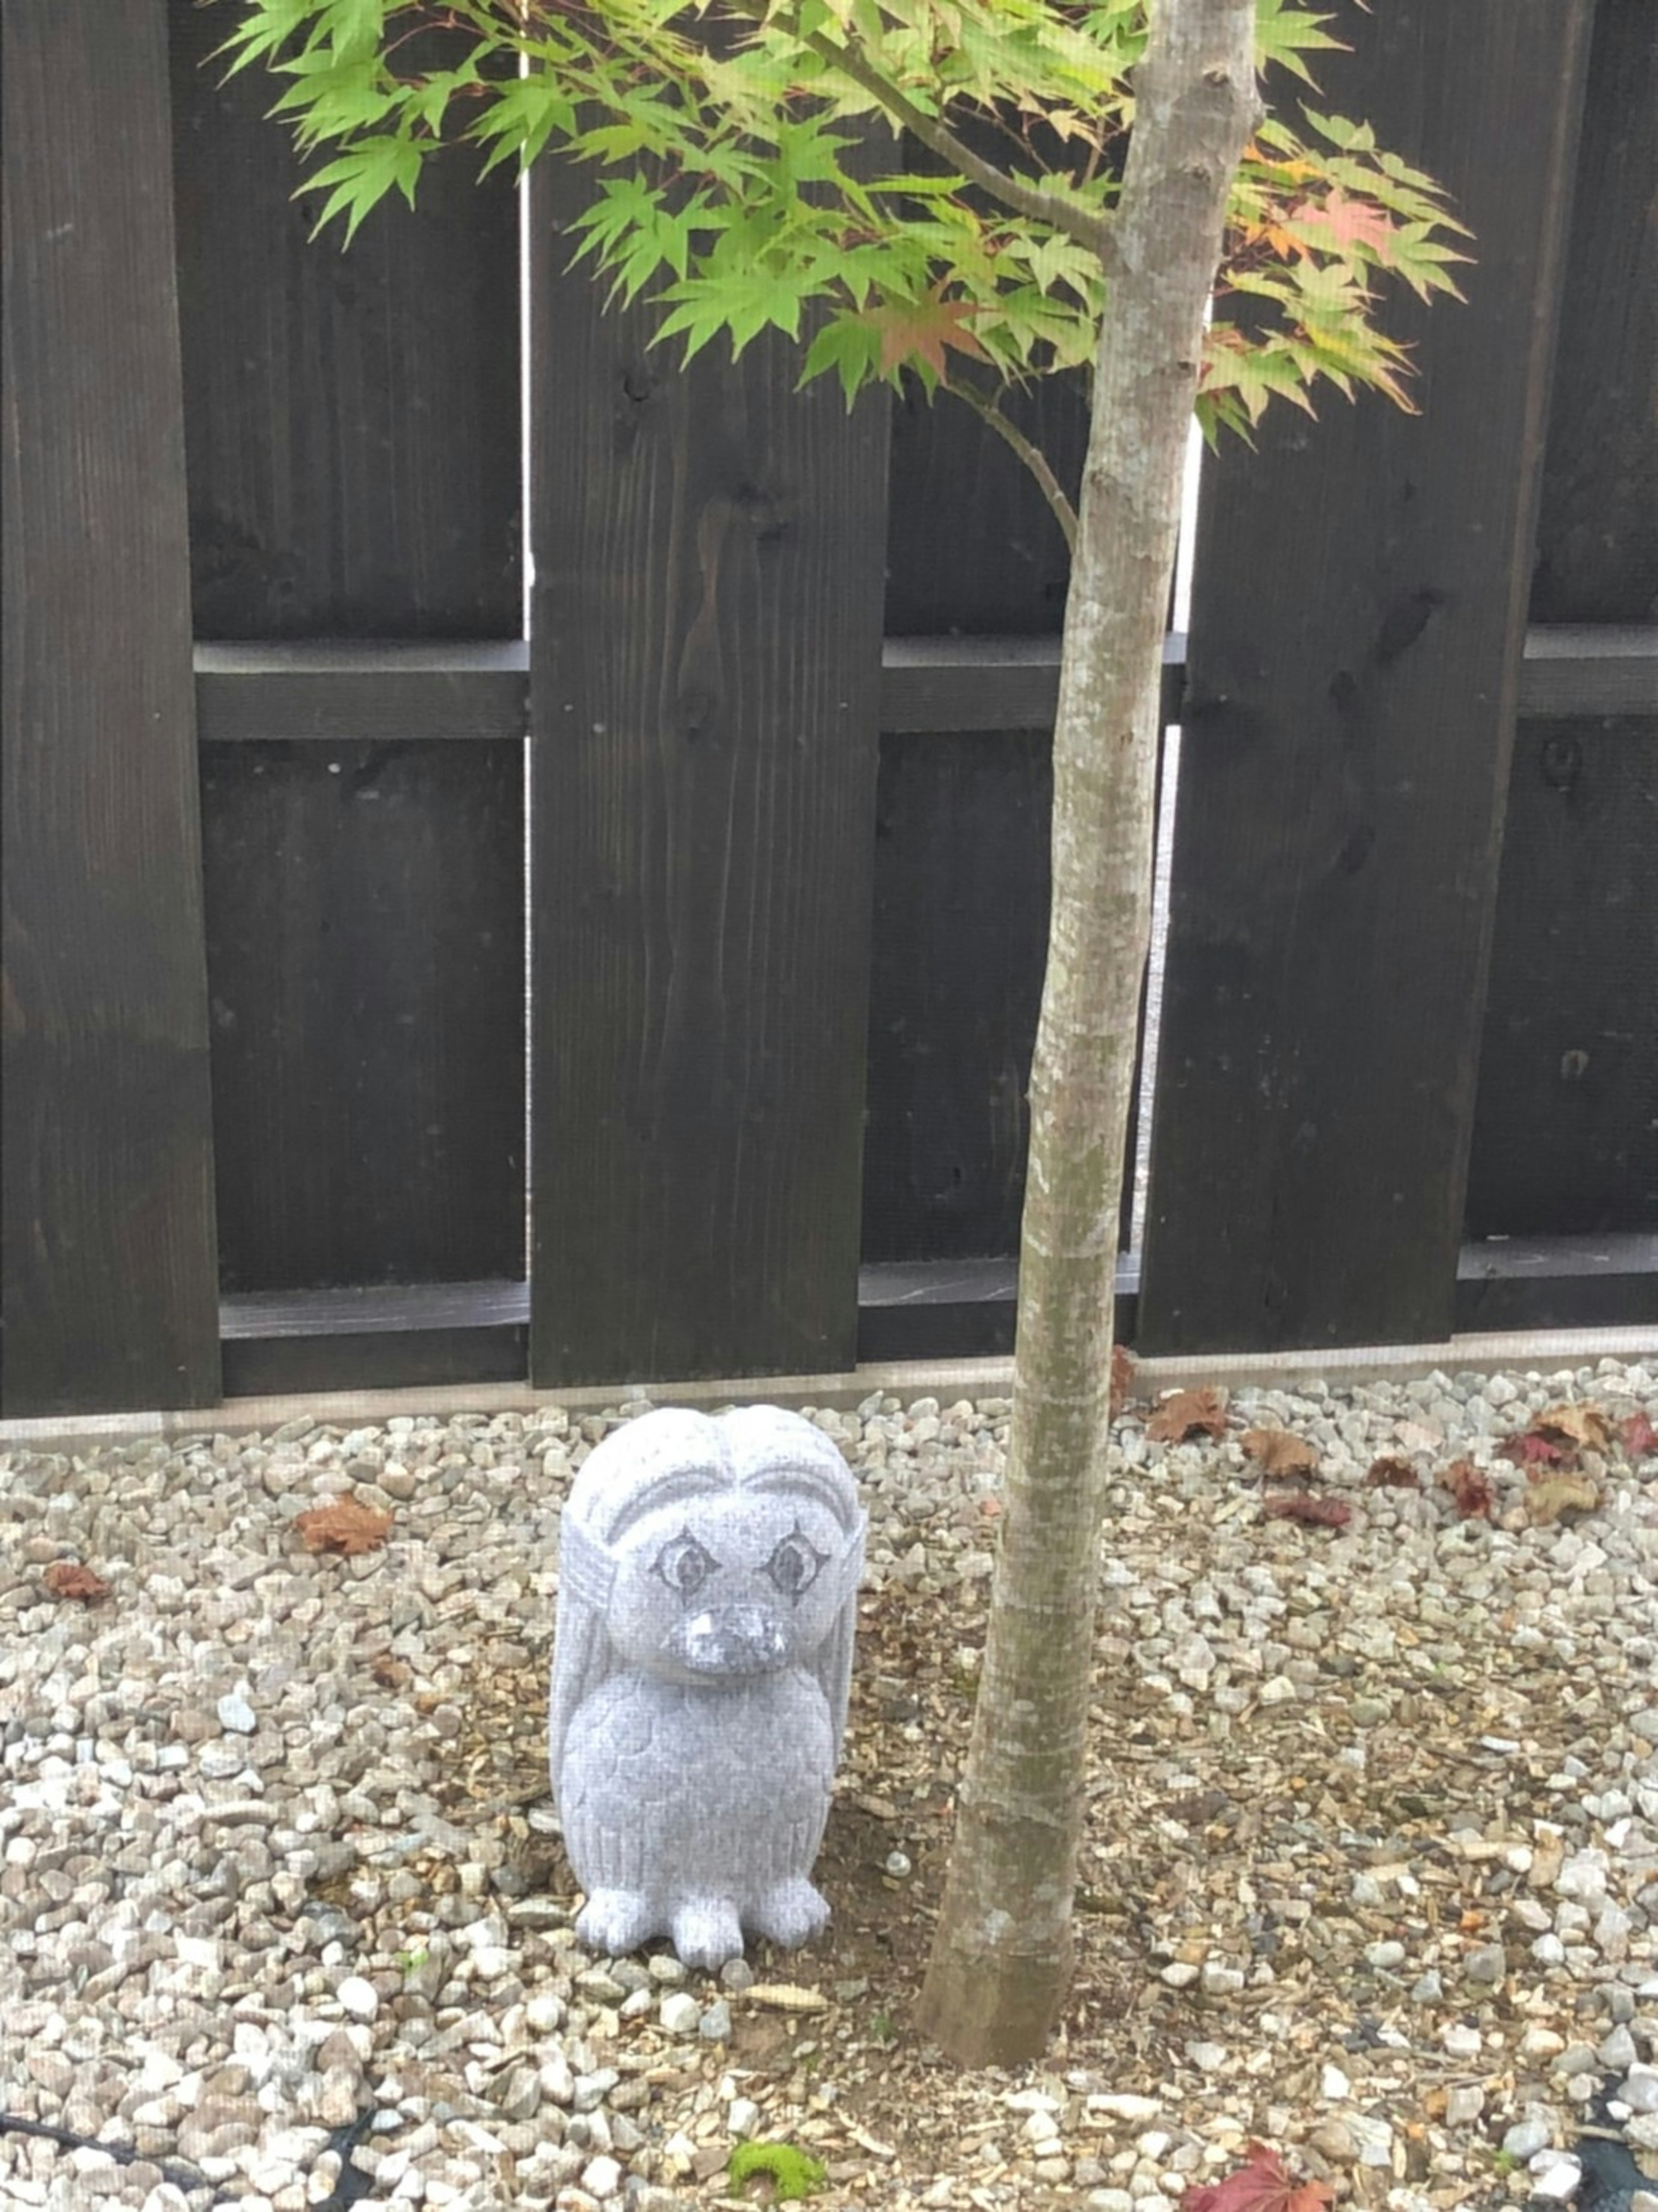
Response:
[[672, 1604, 788, 1676]]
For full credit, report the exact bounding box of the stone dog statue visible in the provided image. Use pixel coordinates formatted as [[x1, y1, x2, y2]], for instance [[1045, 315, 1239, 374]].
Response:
[[550, 1406, 866, 1969]]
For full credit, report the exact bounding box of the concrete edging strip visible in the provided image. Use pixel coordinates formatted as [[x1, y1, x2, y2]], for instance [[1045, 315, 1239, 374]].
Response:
[[2, 1324, 1654, 1457]]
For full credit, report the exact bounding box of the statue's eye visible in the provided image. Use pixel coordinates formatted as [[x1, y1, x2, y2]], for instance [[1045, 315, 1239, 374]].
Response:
[[652, 1529, 720, 1603], [763, 1526, 827, 1603]]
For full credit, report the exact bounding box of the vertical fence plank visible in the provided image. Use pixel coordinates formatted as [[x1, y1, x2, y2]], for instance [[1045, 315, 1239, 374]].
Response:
[[2, 0, 221, 1414], [1138, 0, 1595, 1353], [529, 164, 890, 1384], [862, 732, 1051, 1266], [169, 1, 525, 1302], [1468, 0, 1658, 1236], [168, 4, 520, 640], [200, 740, 526, 1290]]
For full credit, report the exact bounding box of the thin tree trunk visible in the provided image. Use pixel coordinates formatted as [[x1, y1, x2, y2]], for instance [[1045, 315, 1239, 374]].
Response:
[[914, 0, 1261, 2069]]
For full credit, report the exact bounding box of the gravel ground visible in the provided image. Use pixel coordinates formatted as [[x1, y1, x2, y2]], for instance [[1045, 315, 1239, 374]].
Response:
[[2, 1355, 1656, 2212]]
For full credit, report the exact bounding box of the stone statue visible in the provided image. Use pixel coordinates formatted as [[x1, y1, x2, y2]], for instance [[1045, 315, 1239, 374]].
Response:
[[550, 1405, 866, 1970]]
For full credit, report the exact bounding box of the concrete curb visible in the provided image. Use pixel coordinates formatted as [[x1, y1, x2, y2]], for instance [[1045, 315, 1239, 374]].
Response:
[[3, 1325, 1654, 1455]]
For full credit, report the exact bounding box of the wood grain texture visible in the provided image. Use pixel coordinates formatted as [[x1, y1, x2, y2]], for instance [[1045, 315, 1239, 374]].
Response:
[[862, 733, 1050, 1266], [1468, 0, 1658, 1239], [168, 0, 520, 637], [1139, 0, 1595, 1353], [195, 643, 529, 745], [528, 161, 890, 1384], [1527, 0, 1657, 629], [884, 372, 1088, 637], [200, 740, 525, 1292], [2, 0, 221, 1416], [1468, 719, 1658, 1235]]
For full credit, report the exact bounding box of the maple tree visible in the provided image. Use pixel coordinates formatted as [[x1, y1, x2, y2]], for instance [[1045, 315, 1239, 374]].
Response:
[[218, 0, 1465, 2066]]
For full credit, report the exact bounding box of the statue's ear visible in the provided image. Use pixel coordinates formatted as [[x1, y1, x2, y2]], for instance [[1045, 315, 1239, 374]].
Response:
[[812, 1512, 867, 1764], [549, 1513, 619, 1800]]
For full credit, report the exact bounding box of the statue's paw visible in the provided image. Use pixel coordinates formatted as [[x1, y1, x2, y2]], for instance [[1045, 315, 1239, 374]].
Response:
[[751, 1877, 830, 1949], [576, 1888, 655, 1956], [670, 1897, 744, 1972]]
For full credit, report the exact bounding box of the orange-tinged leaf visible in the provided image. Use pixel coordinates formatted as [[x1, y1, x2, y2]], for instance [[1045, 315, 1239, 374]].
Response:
[[1286, 188, 1399, 263], [295, 1498, 393, 1556], [1110, 1344, 1138, 1417], [1241, 1427, 1319, 1480], [1146, 1386, 1229, 1442], [860, 286, 989, 382], [1189, 2141, 1335, 2212], [44, 1560, 111, 1603]]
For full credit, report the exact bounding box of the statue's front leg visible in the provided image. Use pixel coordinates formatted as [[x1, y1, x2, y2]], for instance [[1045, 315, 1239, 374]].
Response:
[[750, 1876, 830, 1949], [575, 1886, 658, 1956], [669, 1896, 744, 1971]]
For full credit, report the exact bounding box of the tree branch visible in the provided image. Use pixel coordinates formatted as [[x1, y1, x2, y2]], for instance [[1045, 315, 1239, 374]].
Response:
[[950, 377, 1078, 553], [724, 0, 1120, 271]]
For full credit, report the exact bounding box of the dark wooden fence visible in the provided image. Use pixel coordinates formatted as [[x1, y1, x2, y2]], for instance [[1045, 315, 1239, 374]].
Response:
[[4, 0, 1654, 1417]]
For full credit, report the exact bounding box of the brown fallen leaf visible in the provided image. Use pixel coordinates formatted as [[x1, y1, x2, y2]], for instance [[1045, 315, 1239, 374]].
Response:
[[1620, 1408, 1656, 1461], [1241, 1427, 1319, 1480], [1524, 1473, 1601, 1526], [1110, 1343, 1138, 1417], [1365, 1455, 1421, 1489], [1147, 1386, 1228, 1443], [294, 1498, 393, 1557], [370, 1654, 411, 1690], [43, 1560, 110, 1603], [1534, 1402, 1613, 1454], [1262, 1491, 1352, 1528], [1440, 1458, 1494, 1520]]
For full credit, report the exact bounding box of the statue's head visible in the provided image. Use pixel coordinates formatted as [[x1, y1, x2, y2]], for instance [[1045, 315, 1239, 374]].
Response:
[[551, 1408, 866, 1781]]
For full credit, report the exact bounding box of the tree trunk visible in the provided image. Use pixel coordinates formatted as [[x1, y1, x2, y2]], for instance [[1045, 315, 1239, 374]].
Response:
[[914, 0, 1261, 2069]]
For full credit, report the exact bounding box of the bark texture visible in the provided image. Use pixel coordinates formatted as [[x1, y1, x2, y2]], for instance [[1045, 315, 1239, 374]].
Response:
[[914, 0, 1261, 2069]]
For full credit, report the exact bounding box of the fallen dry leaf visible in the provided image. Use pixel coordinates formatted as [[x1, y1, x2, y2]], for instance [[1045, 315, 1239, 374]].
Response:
[[1262, 1491, 1353, 1529], [1524, 1473, 1601, 1526], [743, 1984, 830, 2013], [1496, 1428, 1569, 1470], [1621, 1408, 1656, 1461], [1189, 2142, 1335, 2212], [1364, 1455, 1420, 1489], [1147, 1386, 1229, 1443], [43, 1560, 110, 1603], [1441, 1458, 1494, 1520], [1534, 1402, 1613, 1453], [1241, 1427, 1319, 1480], [370, 1654, 412, 1690], [1110, 1344, 1138, 1417], [294, 1498, 393, 1557]]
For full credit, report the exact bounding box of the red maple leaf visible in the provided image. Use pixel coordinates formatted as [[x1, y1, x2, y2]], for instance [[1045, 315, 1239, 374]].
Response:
[[861, 286, 989, 382], [1495, 1429, 1568, 1470], [1262, 1490, 1352, 1529], [1620, 1408, 1655, 1461], [1441, 1458, 1495, 1519], [1189, 2142, 1335, 2212]]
